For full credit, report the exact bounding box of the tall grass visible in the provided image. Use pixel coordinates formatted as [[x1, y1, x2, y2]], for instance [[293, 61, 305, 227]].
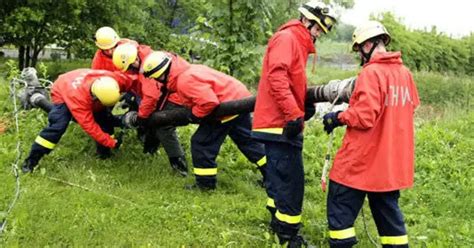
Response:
[[0, 63, 473, 246]]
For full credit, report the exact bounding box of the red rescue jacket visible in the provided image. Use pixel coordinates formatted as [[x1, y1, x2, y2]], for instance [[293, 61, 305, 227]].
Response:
[[91, 39, 137, 71], [51, 69, 133, 148], [330, 52, 420, 192], [252, 20, 315, 140], [166, 53, 251, 118]]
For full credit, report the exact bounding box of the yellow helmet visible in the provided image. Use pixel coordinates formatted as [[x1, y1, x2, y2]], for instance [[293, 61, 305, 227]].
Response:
[[298, 0, 336, 33], [142, 51, 172, 79], [352, 21, 391, 51], [112, 43, 138, 72], [91, 76, 121, 106], [94, 27, 120, 50]]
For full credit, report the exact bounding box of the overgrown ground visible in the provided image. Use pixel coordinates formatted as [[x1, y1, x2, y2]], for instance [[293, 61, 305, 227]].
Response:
[[0, 64, 473, 247]]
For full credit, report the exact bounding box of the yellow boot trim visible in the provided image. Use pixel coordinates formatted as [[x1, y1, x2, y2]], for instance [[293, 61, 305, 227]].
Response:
[[380, 235, 408, 245], [193, 168, 218, 176], [35, 136, 56, 149], [329, 227, 356, 240], [256, 156, 267, 167], [275, 210, 301, 224]]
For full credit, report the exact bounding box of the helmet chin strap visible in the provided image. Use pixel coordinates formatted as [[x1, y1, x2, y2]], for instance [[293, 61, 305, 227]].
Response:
[[157, 63, 172, 84], [359, 39, 380, 66], [307, 20, 318, 43]]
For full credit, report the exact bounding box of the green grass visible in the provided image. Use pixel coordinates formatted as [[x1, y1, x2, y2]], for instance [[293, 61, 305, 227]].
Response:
[[1, 66, 473, 247]]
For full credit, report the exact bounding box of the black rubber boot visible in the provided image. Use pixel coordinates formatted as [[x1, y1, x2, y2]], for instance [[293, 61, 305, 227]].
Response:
[[184, 183, 216, 191], [21, 159, 38, 173], [96, 145, 112, 159], [169, 156, 188, 177], [278, 234, 308, 248]]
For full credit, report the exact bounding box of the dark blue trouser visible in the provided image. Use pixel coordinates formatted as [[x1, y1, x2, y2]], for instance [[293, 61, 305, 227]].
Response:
[[25, 103, 116, 167], [327, 180, 408, 248], [191, 113, 266, 187], [263, 140, 304, 237]]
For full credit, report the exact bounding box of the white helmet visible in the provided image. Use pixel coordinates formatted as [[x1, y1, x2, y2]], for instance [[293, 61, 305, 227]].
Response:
[[298, 0, 336, 33], [352, 21, 391, 51]]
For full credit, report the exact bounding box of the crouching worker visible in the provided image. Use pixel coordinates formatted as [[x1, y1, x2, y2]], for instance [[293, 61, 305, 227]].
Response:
[[112, 43, 189, 176], [142, 51, 267, 190], [21, 69, 132, 173]]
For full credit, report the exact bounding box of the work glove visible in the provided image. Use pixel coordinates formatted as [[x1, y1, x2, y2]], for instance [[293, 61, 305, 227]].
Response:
[[113, 132, 123, 149], [304, 102, 316, 121], [122, 111, 138, 128], [322, 111, 343, 134], [283, 117, 304, 139]]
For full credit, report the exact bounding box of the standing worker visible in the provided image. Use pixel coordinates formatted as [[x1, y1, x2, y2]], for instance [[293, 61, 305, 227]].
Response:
[[111, 41, 189, 176], [252, 1, 336, 246], [322, 21, 419, 248], [142, 51, 268, 190], [21, 69, 133, 173]]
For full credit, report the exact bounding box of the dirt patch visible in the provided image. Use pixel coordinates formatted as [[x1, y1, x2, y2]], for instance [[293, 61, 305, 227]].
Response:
[[0, 118, 9, 134]]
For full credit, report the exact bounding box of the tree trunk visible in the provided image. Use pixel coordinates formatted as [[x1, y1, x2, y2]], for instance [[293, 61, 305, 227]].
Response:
[[31, 45, 42, 68], [25, 46, 31, 67], [168, 0, 179, 28], [18, 46, 25, 70], [228, 0, 234, 75]]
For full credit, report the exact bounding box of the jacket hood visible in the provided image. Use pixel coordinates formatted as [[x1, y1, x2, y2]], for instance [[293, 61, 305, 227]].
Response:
[[366, 52, 403, 66], [277, 19, 315, 54]]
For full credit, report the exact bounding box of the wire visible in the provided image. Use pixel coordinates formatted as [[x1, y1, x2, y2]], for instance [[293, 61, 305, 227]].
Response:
[[0, 79, 23, 235], [361, 203, 380, 247]]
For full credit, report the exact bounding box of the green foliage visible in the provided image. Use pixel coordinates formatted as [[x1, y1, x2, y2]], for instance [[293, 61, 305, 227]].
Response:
[[191, 0, 274, 85], [376, 12, 473, 75]]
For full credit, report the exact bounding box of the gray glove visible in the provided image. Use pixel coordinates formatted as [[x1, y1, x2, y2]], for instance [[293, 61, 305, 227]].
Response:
[[122, 111, 138, 129]]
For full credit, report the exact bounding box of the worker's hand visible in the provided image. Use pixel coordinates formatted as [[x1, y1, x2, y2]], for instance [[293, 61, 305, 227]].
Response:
[[283, 117, 304, 138], [122, 111, 138, 128], [304, 102, 316, 121], [113, 133, 123, 149], [322, 111, 343, 134], [187, 112, 202, 124]]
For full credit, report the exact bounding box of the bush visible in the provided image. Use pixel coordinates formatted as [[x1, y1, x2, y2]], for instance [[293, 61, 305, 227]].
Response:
[[377, 13, 472, 75]]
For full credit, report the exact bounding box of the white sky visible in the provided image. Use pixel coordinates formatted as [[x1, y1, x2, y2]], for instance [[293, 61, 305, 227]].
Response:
[[339, 0, 474, 38]]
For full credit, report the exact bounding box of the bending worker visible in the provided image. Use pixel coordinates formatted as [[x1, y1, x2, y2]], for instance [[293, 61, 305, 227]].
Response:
[[322, 21, 419, 248], [104, 35, 188, 176], [142, 51, 268, 190], [21, 69, 133, 173]]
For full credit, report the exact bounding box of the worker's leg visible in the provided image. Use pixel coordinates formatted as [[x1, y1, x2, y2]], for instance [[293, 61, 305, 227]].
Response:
[[368, 191, 408, 248], [227, 114, 267, 183], [154, 102, 188, 176], [327, 180, 366, 248], [22, 104, 72, 172], [264, 141, 305, 244], [93, 108, 116, 159], [190, 121, 229, 189]]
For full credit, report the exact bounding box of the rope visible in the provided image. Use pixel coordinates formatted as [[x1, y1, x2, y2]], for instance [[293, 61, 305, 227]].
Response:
[[361, 203, 380, 247], [320, 92, 343, 192], [45, 176, 137, 206], [0, 79, 24, 235], [317, 80, 379, 247]]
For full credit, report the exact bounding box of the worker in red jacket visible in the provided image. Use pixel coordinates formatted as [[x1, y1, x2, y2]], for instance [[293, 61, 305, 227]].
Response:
[[322, 21, 419, 248], [21, 69, 134, 173], [96, 36, 188, 176], [141, 51, 267, 190], [252, 1, 336, 246], [91, 26, 136, 71]]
